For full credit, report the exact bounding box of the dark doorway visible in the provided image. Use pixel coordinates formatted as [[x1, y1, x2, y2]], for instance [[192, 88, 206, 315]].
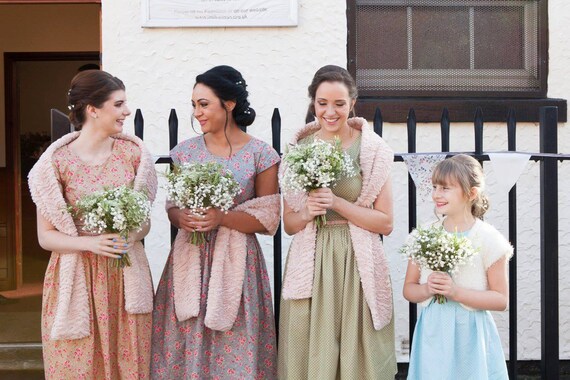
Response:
[[1, 52, 99, 344]]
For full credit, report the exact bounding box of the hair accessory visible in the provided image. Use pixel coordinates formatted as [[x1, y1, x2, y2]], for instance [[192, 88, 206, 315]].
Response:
[[236, 80, 243, 85], [244, 108, 252, 115], [68, 104, 75, 111], [67, 89, 72, 96]]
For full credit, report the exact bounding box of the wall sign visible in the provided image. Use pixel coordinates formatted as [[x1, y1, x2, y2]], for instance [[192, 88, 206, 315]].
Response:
[[142, 0, 298, 27]]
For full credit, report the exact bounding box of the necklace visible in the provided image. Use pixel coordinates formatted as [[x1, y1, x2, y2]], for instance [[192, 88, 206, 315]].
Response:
[[443, 217, 476, 233]]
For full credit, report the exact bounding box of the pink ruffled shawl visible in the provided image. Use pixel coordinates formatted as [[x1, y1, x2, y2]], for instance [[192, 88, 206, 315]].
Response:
[[280, 117, 394, 330], [28, 132, 157, 340], [170, 193, 281, 331]]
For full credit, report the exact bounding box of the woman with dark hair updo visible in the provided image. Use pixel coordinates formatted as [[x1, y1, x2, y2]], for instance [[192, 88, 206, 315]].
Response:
[[277, 65, 397, 379], [28, 70, 157, 379], [151, 65, 280, 379]]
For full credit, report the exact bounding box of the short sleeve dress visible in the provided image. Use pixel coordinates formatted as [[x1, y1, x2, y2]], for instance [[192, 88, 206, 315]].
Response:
[[407, 218, 512, 379], [151, 135, 280, 379], [42, 139, 152, 380]]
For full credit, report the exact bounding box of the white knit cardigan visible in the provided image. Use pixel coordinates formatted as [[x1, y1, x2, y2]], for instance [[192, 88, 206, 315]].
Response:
[[419, 218, 514, 310]]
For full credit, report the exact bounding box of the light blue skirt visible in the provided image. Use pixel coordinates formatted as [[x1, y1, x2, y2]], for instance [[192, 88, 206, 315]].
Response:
[[407, 300, 509, 380]]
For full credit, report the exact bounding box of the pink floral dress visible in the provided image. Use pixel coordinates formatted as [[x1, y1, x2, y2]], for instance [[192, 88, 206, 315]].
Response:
[[42, 140, 152, 379], [151, 136, 280, 379]]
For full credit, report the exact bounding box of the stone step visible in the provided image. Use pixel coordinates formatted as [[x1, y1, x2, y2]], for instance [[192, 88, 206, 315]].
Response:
[[0, 343, 43, 371]]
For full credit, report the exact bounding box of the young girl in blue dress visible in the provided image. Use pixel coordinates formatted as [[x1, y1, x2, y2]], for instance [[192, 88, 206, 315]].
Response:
[[403, 154, 512, 380]]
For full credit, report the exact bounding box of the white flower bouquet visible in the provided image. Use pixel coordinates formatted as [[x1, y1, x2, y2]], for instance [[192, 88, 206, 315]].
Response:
[[71, 185, 151, 268], [165, 161, 241, 245], [280, 137, 356, 227], [400, 225, 478, 303]]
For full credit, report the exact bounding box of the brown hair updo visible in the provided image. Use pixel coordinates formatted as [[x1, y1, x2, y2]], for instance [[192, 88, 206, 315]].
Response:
[[306, 65, 358, 121], [195, 65, 255, 128], [67, 70, 125, 130]]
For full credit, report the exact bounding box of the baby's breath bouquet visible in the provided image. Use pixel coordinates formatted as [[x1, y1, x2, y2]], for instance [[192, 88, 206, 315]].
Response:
[[400, 225, 478, 303], [71, 185, 151, 268], [280, 137, 356, 228], [165, 161, 241, 245]]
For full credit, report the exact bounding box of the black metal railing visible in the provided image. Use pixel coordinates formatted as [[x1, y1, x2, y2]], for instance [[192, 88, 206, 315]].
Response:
[[134, 105, 565, 380]]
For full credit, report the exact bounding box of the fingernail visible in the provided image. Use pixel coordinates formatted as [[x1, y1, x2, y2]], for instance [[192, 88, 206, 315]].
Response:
[[122, 250, 127, 255], [123, 244, 128, 248], [113, 245, 118, 249], [112, 238, 117, 242]]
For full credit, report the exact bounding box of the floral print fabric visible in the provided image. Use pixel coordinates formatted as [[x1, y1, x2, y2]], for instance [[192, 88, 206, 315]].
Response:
[[42, 139, 152, 379], [151, 136, 280, 379], [402, 153, 447, 200]]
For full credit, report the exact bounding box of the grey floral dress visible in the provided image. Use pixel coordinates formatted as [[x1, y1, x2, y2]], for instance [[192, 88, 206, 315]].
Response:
[[151, 135, 280, 379]]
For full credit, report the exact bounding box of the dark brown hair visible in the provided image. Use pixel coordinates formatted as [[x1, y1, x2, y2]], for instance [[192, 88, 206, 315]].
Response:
[[195, 65, 255, 128], [306, 65, 358, 121], [67, 70, 125, 130]]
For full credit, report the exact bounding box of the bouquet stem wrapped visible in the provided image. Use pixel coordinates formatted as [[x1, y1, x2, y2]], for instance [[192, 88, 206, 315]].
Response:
[[165, 162, 241, 245], [400, 225, 478, 304], [280, 137, 356, 228], [71, 185, 151, 268]]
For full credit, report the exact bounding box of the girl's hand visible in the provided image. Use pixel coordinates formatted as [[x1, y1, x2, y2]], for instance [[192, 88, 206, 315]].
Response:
[[304, 188, 336, 220], [188, 207, 224, 232], [427, 271, 458, 301], [83, 233, 132, 259]]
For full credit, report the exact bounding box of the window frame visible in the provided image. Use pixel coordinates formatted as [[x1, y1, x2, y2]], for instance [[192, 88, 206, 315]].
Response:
[[347, 0, 566, 122]]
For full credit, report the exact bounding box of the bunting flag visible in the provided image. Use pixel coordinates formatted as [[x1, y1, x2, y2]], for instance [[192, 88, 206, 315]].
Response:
[[402, 154, 447, 200], [488, 152, 531, 195]]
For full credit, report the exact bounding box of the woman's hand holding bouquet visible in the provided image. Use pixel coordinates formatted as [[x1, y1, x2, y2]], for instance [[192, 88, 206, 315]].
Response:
[[71, 185, 151, 268], [165, 162, 241, 245], [280, 137, 355, 228]]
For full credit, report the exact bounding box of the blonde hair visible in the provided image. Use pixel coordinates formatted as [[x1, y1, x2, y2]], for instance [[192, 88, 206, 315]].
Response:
[[432, 154, 489, 219]]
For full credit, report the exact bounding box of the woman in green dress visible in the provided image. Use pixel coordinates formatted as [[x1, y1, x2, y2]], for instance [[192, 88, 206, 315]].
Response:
[[278, 65, 397, 379]]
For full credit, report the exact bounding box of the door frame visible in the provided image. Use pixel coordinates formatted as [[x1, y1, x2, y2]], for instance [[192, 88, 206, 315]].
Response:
[[3, 51, 99, 290]]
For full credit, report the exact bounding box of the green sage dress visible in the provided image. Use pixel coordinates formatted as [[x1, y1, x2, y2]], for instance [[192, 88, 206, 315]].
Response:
[[278, 134, 397, 379]]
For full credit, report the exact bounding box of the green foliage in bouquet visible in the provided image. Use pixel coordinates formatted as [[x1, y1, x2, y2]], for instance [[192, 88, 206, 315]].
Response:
[[70, 185, 151, 268], [280, 137, 356, 228], [164, 161, 241, 245], [400, 225, 478, 303]]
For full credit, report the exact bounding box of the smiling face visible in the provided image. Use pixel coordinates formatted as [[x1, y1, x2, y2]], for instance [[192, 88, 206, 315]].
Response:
[[313, 81, 355, 138], [432, 176, 472, 218], [93, 90, 130, 135], [191, 83, 230, 134]]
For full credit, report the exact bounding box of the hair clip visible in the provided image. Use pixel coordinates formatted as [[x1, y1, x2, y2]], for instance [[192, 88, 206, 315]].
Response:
[[68, 104, 75, 111], [67, 89, 72, 96], [236, 80, 243, 85]]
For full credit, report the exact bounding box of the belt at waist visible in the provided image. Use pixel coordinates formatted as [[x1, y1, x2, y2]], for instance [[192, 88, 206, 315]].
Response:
[[324, 220, 348, 226]]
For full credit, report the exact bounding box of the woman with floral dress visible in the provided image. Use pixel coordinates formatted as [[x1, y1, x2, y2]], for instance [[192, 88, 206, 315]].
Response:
[[151, 65, 280, 379], [29, 70, 157, 379]]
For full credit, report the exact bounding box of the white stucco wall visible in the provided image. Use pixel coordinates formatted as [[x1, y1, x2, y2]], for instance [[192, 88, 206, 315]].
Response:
[[102, 0, 569, 361]]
